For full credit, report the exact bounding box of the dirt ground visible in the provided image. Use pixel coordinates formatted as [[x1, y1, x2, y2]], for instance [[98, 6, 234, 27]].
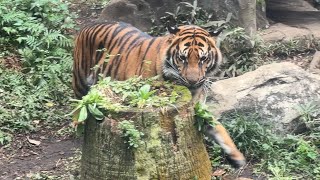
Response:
[[0, 122, 82, 179], [0, 1, 319, 180]]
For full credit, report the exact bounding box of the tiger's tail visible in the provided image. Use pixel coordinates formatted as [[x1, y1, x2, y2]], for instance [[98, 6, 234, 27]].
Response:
[[205, 122, 246, 168]]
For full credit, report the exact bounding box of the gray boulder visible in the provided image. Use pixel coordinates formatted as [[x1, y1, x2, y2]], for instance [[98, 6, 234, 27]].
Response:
[[206, 62, 320, 133]]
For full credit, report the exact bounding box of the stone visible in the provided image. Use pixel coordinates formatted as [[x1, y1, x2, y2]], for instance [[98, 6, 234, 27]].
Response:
[[206, 62, 320, 133], [259, 23, 316, 42]]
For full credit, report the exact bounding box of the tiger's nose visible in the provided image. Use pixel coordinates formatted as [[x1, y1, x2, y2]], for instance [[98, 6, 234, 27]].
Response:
[[186, 76, 201, 86], [188, 79, 198, 85], [185, 68, 201, 86]]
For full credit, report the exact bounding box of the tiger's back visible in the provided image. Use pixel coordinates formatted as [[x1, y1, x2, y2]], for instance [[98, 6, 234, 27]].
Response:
[[73, 22, 168, 98]]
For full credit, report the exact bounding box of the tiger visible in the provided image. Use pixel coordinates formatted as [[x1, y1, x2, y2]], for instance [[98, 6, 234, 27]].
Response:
[[72, 21, 246, 168]]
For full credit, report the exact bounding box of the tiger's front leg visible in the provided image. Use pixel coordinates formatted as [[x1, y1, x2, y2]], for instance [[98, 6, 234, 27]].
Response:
[[191, 88, 246, 168], [204, 121, 246, 168]]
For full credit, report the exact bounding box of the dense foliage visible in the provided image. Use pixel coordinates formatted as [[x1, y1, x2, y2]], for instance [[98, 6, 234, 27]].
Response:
[[210, 112, 320, 179], [0, 0, 76, 144]]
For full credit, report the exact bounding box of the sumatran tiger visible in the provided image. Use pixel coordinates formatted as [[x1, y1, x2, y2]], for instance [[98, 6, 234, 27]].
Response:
[[72, 21, 246, 168]]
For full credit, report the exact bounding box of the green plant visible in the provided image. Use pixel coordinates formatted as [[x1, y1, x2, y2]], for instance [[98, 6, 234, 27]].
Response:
[[118, 120, 144, 148], [138, 84, 156, 100], [0, 0, 76, 143], [131, 84, 156, 108], [0, 130, 12, 145], [218, 27, 261, 77], [267, 162, 293, 180], [27, 172, 58, 180], [70, 76, 184, 127], [70, 89, 114, 123], [218, 112, 320, 179], [218, 28, 319, 78], [296, 102, 319, 122], [0, 67, 72, 135], [207, 143, 223, 168], [149, 0, 228, 36], [194, 102, 217, 132], [294, 102, 320, 136], [0, 0, 76, 92], [84, 0, 111, 8]]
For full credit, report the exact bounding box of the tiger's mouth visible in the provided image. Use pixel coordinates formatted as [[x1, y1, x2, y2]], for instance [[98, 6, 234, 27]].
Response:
[[184, 77, 206, 89], [163, 74, 206, 90], [162, 60, 206, 90]]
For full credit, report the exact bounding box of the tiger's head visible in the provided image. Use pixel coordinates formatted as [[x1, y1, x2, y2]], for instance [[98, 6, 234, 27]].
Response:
[[163, 25, 223, 90]]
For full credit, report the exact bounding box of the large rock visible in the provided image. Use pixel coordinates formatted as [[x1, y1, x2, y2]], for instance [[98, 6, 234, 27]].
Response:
[[267, 0, 318, 11], [99, 0, 269, 32], [206, 62, 320, 133]]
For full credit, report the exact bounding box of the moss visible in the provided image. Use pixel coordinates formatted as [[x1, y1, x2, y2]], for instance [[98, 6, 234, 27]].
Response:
[[146, 125, 162, 153], [134, 124, 162, 179], [173, 85, 192, 105]]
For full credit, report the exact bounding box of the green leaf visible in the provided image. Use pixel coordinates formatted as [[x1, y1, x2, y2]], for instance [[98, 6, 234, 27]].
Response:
[[139, 84, 151, 94], [78, 106, 88, 122], [88, 104, 104, 120], [76, 124, 85, 136]]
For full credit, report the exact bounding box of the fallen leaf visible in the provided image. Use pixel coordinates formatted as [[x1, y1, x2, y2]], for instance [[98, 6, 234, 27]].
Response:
[[27, 136, 41, 146], [45, 102, 55, 107], [33, 120, 40, 125], [212, 169, 226, 176]]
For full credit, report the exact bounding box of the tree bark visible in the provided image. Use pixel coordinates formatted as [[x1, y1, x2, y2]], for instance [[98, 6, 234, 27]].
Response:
[[81, 98, 212, 179], [238, 0, 257, 37]]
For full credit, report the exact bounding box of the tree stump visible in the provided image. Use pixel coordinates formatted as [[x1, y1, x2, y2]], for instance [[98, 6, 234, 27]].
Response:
[[80, 89, 212, 180]]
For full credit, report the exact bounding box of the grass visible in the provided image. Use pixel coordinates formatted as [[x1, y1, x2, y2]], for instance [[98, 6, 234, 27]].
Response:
[[0, 0, 76, 145], [208, 111, 320, 179]]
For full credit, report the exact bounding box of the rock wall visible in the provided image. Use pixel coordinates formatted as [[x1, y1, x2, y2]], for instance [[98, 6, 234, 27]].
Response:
[[99, 0, 269, 32]]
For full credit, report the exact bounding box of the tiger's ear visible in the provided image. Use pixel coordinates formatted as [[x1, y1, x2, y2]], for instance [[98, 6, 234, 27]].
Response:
[[209, 27, 225, 37], [167, 25, 180, 34]]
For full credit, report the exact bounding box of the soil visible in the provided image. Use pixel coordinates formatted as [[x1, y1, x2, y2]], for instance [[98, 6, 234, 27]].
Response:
[[1, 1, 319, 179], [0, 131, 82, 179]]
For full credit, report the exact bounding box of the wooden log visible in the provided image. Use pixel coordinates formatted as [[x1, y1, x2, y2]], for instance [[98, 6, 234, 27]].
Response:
[[80, 88, 212, 180]]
